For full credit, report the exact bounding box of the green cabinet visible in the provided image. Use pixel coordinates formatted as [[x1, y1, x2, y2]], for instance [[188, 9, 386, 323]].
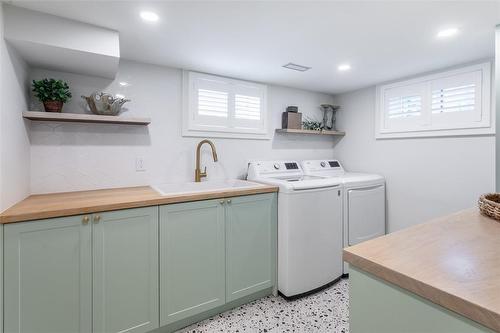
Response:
[[4, 207, 159, 333], [159, 199, 226, 326], [3, 193, 276, 333], [159, 193, 277, 326], [350, 267, 494, 333], [225, 194, 276, 302], [93, 207, 159, 333], [4, 215, 92, 333]]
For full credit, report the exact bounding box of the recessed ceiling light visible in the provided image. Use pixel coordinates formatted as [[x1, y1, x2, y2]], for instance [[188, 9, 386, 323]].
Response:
[[437, 28, 459, 38], [282, 63, 311, 72], [140, 11, 159, 22], [119, 81, 129, 86], [338, 64, 351, 72]]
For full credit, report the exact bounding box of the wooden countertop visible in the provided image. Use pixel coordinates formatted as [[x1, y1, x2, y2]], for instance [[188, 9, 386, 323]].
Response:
[[0, 184, 278, 223], [343, 209, 500, 332]]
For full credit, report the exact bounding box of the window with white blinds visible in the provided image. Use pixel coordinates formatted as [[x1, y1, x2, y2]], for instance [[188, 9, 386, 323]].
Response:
[[184, 71, 268, 139], [376, 62, 492, 138]]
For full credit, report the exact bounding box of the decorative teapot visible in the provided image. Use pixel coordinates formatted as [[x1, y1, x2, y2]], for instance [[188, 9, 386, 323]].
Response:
[[81, 92, 130, 116]]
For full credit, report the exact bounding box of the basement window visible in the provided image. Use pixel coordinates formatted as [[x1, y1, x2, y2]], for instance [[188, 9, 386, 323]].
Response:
[[375, 62, 492, 138], [183, 71, 269, 139]]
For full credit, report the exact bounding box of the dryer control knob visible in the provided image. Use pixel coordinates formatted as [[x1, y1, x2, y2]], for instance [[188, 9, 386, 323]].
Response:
[[320, 162, 326, 167], [273, 163, 280, 170]]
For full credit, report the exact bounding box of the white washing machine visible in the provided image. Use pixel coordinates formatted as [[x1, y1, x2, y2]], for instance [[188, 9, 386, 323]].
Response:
[[247, 160, 343, 298], [301, 160, 386, 273]]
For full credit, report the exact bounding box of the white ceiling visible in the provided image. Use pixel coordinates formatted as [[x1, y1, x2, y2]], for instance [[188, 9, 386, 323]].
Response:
[[10, 1, 500, 94]]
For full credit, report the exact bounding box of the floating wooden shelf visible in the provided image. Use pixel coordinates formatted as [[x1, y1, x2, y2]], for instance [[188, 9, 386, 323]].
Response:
[[275, 129, 345, 136], [23, 111, 150, 125]]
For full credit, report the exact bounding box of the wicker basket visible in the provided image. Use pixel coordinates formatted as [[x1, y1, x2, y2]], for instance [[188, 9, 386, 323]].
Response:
[[478, 193, 500, 221]]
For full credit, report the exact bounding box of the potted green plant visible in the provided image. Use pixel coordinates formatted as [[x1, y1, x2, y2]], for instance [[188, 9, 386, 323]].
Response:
[[32, 78, 72, 112]]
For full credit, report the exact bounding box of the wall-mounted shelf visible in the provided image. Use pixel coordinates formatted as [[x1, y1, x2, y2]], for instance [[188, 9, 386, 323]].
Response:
[[275, 129, 345, 136], [23, 111, 151, 125]]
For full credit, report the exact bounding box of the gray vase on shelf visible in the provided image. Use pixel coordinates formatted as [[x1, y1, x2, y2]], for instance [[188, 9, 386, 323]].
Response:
[[81, 91, 130, 116], [320, 104, 340, 130]]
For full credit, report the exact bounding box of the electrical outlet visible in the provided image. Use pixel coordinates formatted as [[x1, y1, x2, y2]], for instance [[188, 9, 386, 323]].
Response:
[[135, 157, 146, 172]]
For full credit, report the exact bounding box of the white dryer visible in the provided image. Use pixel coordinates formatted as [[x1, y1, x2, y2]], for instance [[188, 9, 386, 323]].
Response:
[[301, 160, 386, 273], [247, 160, 344, 298]]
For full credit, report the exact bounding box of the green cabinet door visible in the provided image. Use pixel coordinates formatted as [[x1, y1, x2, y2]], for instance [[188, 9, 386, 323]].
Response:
[[160, 199, 225, 326], [225, 193, 277, 302], [4, 215, 92, 333], [93, 207, 159, 333]]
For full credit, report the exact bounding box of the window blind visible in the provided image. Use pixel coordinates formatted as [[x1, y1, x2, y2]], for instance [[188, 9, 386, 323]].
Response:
[[387, 95, 422, 119], [431, 84, 475, 114], [186, 71, 268, 138], [235, 94, 261, 120], [376, 62, 490, 138], [197, 89, 228, 118]]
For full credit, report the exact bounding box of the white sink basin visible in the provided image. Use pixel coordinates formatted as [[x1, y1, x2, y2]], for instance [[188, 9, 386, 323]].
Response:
[[152, 179, 265, 196]]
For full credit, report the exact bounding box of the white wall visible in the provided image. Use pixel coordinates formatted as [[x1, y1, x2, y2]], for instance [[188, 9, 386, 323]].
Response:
[[496, 26, 500, 191], [29, 60, 336, 194], [0, 4, 31, 211], [4, 5, 119, 79], [4, 5, 119, 58], [333, 87, 495, 232]]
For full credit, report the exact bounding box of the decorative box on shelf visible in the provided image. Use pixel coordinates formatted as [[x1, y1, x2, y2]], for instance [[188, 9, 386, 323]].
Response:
[[281, 105, 302, 130]]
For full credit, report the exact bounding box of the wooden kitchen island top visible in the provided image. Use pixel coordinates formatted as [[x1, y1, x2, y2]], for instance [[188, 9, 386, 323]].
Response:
[[344, 209, 500, 332], [0, 184, 278, 223]]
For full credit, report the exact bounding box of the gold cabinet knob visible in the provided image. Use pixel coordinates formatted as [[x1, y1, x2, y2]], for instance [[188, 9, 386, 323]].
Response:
[[93, 215, 101, 223], [82, 216, 90, 224]]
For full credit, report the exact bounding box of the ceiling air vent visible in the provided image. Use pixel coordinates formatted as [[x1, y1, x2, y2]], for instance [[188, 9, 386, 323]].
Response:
[[282, 63, 311, 72]]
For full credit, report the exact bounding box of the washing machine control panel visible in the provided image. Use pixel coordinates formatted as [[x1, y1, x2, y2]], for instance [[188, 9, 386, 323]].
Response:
[[247, 160, 303, 179], [285, 162, 299, 170], [301, 160, 345, 175], [328, 161, 340, 168]]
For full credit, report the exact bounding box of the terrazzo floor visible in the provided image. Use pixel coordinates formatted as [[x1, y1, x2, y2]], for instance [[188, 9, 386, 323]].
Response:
[[177, 278, 349, 333]]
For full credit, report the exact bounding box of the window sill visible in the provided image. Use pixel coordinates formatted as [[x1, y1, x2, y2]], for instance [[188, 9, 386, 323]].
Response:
[[182, 128, 271, 140], [375, 126, 495, 139]]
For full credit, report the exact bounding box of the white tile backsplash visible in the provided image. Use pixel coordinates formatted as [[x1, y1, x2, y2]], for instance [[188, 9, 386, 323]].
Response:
[[29, 61, 338, 194], [0, 4, 31, 211]]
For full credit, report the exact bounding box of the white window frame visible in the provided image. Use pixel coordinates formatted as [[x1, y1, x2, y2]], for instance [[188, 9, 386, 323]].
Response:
[[375, 62, 493, 139], [182, 71, 270, 140]]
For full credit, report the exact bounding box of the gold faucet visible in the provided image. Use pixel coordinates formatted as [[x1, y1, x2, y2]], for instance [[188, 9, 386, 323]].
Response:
[[195, 139, 218, 182]]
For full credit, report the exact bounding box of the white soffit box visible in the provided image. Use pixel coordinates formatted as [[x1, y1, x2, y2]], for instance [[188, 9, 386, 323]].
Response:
[[4, 5, 119, 79]]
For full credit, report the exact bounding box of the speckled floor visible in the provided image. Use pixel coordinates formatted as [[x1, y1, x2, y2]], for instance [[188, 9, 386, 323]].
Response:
[[177, 278, 349, 333]]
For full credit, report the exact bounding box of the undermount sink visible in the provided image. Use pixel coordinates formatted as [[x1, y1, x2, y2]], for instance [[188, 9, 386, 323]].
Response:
[[152, 179, 265, 196]]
